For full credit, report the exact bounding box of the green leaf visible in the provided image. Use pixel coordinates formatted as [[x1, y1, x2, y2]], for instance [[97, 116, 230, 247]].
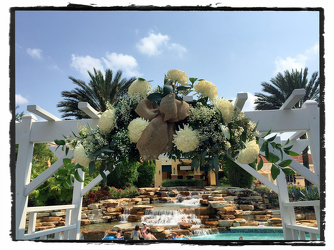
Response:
[[191, 157, 199, 171], [257, 157, 263, 170], [163, 85, 173, 95], [189, 77, 198, 84], [278, 159, 292, 168], [63, 180, 71, 189], [284, 145, 293, 151], [63, 158, 72, 166], [267, 152, 280, 163], [65, 147, 69, 155], [284, 139, 290, 146], [176, 86, 191, 91], [241, 132, 247, 143], [260, 140, 268, 153], [100, 169, 107, 182], [147, 93, 163, 102], [138, 77, 146, 81], [267, 134, 277, 142], [271, 165, 280, 180], [74, 170, 84, 182], [287, 150, 300, 156], [54, 139, 65, 146], [282, 168, 296, 175], [89, 161, 95, 176], [220, 125, 230, 140], [201, 150, 208, 162], [263, 129, 272, 138]]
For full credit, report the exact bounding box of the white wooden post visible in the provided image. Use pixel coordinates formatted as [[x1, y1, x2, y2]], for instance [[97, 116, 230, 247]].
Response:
[[302, 101, 320, 188], [15, 114, 37, 239], [68, 169, 85, 240]]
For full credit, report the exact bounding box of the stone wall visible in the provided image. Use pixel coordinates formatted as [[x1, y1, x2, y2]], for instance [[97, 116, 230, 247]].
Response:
[[25, 186, 317, 239]]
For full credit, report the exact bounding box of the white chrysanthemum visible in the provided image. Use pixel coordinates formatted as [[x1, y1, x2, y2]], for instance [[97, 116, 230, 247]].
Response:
[[173, 124, 200, 153], [237, 140, 260, 164], [73, 144, 92, 168], [194, 80, 218, 100], [128, 117, 150, 143], [213, 97, 234, 124], [100, 108, 116, 133], [128, 79, 152, 101], [166, 69, 188, 86]]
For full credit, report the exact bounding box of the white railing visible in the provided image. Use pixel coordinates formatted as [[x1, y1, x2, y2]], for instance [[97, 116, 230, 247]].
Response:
[[282, 200, 320, 240]]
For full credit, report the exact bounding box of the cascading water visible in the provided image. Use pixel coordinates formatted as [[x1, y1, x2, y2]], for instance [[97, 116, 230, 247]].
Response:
[[142, 208, 201, 226], [118, 208, 131, 223]]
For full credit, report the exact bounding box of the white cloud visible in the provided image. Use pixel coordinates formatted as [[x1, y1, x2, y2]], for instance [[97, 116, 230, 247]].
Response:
[[136, 31, 186, 57], [167, 43, 187, 58], [136, 32, 170, 56], [70, 54, 104, 77], [102, 52, 142, 77], [16, 94, 29, 105], [274, 43, 319, 75], [27, 48, 43, 59]]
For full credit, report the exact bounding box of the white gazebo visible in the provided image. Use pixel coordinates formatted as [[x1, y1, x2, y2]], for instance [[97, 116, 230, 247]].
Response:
[[15, 89, 322, 241]]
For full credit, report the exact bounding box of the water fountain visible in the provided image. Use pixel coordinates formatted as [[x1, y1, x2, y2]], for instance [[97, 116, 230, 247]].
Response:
[[118, 208, 131, 223]]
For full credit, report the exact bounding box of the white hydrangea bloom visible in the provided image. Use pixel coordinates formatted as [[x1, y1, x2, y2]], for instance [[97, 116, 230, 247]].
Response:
[[128, 117, 150, 143], [73, 144, 92, 168], [173, 124, 200, 153], [213, 97, 234, 124], [99, 108, 116, 133], [236, 140, 260, 164], [194, 80, 218, 100], [128, 79, 152, 101], [166, 69, 188, 86]]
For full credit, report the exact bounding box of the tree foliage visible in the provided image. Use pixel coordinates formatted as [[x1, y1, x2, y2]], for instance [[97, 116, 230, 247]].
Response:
[[57, 68, 136, 119], [134, 161, 156, 188], [254, 67, 319, 110]]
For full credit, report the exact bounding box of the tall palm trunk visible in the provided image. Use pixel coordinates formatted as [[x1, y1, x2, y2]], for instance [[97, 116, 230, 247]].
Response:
[[300, 133, 311, 187]]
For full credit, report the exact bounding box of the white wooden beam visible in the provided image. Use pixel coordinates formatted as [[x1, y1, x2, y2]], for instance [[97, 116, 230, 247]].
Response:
[[27, 105, 61, 121], [244, 108, 309, 133], [279, 89, 306, 110], [234, 161, 278, 193], [16, 114, 37, 239], [27, 118, 100, 143], [234, 92, 248, 111], [81, 170, 110, 196], [26, 204, 78, 212], [288, 130, 306, 140], [78, 102, 100, 119], [303, 100, 320, 179], [69, 169, 85, 240], [25, 151, 74, 196], [281, 139, 310, 155]]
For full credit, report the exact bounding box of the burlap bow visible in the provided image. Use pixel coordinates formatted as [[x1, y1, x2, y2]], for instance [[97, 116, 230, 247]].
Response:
[[135, 93, 190, 161]]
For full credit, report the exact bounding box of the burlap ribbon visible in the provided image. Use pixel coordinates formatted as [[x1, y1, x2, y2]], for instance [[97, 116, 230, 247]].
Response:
[[135, 93, 190, 161]]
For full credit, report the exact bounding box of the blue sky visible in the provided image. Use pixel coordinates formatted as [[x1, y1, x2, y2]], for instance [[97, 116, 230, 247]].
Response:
[[14, 9, 320, 120]]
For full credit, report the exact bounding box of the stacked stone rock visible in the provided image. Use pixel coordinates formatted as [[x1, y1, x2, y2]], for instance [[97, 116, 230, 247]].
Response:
[[25, 186, 317, 238]]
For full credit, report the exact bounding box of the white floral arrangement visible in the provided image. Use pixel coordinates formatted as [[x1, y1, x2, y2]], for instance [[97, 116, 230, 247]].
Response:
[[56, 69, 297, 185]]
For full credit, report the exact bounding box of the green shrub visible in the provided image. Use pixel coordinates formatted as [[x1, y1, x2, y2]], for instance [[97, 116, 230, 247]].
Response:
[[109, 186, 141, 199], [134, 161, 156, 188], [223, 158, 254, 188], [161, 179, 204, 187], [107, 161, 139, 188]]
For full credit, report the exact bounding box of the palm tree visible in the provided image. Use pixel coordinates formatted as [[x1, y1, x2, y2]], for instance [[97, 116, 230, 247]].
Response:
[[254, 67, 320, 187], [57, 68, 136, 119]]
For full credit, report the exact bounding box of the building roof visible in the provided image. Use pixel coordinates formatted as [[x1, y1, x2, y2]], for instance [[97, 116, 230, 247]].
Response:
[[258, 154, 313, 164]]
